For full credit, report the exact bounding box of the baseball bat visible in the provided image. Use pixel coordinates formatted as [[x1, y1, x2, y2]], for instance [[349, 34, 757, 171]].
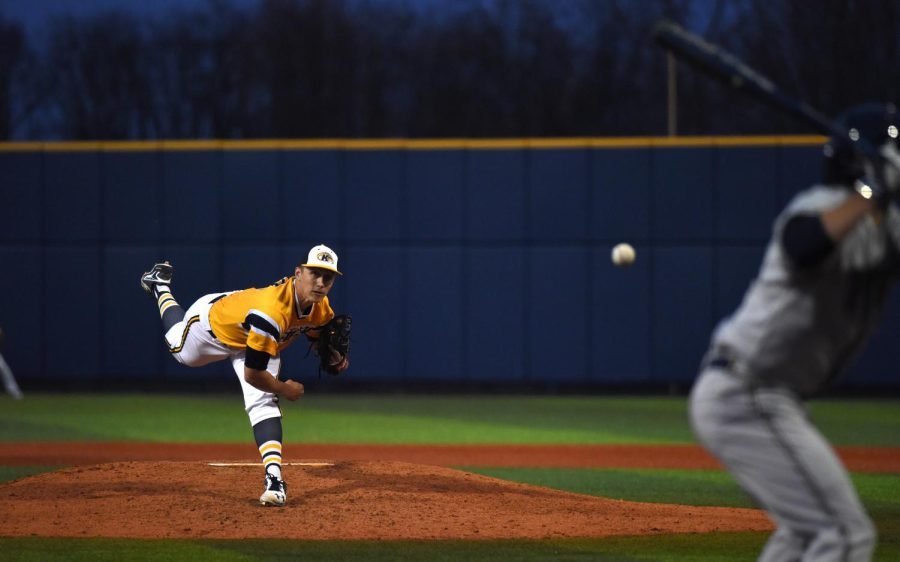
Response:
[[651, 18, 900, 180]]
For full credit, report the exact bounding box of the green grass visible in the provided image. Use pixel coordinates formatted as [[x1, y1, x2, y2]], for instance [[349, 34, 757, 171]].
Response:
[[810, 399, 900, 446], [0, 394, 694, 443], [2, 394, 900, 445], [0, 535, 771, 562], [0, 394, 252, 442], [464, 467, 900, 514], [464, 467, 759, 507], [3, 534, 900, 562], [460, 468, 900, 559], [0, 466, 63, 483]]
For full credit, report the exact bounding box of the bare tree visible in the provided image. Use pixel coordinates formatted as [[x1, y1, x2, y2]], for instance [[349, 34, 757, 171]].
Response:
[[250, 0, 369, 137], [403, 1, 515, 137], [12, 0, 900, 139], [734, 0, 900, 119], [43, 13, 153, 139], [0, 17, 26, 139], [147, 0, 262, 138]]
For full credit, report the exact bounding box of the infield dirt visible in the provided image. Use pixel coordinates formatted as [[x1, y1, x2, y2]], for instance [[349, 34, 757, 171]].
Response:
[[0, 459, 772, 539], [2, 443, 897, 540]]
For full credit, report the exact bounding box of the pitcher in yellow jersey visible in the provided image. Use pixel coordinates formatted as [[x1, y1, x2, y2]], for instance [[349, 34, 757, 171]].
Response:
[[140, 244, 349, 507]]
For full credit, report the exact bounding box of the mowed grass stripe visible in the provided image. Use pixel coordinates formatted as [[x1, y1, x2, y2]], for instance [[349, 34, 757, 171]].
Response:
[[0, 535, 772, 562], [464, 467, 759, 507], [2, 394, 900, 445], [464, 467, 900, 537], [0, 394, 696, 444], [0, 466, 64, 483], [5, 534, 899, 562]]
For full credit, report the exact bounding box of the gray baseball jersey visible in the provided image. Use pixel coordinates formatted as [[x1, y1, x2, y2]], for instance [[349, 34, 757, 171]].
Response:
[[690, 184, 897, 562], [711, 184, 900, 396]]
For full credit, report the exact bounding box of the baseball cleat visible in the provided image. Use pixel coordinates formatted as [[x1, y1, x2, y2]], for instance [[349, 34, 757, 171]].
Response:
[[259, 474, 287, 507], [140, 261, 173, 294]]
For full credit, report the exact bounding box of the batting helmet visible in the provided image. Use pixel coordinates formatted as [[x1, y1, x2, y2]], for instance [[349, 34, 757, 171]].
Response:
[[823, 103, 900, 193]]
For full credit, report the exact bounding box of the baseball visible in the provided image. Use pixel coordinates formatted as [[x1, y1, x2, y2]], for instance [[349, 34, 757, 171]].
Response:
[[611, 243, 636, 266]]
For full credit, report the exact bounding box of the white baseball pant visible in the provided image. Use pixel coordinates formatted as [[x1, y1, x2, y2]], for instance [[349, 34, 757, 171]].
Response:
[[164, 292, 283, 426]]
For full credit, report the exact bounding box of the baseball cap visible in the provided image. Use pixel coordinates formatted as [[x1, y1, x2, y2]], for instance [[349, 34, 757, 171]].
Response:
[[303, 244, 342, 275]]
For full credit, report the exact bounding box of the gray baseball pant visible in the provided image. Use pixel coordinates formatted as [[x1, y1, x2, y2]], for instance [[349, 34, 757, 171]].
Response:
[[690, 369, 875, 562]]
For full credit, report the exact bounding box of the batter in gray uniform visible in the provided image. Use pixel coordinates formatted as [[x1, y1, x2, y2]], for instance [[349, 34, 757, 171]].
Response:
[[690, 103, 900, 562]]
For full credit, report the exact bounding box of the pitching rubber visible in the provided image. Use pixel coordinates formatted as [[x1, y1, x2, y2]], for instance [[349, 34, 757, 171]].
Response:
[[208, 462, 334, 467]]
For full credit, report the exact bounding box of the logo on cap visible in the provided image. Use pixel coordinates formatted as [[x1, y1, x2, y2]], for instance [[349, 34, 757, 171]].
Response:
[[304, 244, 342, 274]]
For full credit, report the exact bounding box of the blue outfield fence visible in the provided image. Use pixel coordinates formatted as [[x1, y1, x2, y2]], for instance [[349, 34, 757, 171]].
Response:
[[2, 137, 899, 390]]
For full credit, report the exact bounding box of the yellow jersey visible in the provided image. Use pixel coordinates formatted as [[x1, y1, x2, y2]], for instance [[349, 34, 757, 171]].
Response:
[[208, 276, 334, 357]]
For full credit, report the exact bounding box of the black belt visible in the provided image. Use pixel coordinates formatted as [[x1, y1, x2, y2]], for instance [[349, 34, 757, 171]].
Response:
[[701, 345, 739, 372], [706, 356, 732, 370], [702, 348, 769, 387]]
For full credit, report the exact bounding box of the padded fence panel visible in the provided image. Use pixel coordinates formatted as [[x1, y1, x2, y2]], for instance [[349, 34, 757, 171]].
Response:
[[7, 141, 883, 389], [466, 150, 525, 241], [651, 247, 714, 385], [850, 290, 900, 385], [528, 247, 588, 383], [590, 149, 652, 242], [464, 247, 526, 381], [282, 151, 342, 243], [778, 145, 823, 206], [103, 247, 165, 379], [43, 152, 100, 243], [222, 246, 283, 291], [713, 245, 767, 322], [0, 248, 42, 379], [160, 246, 227, 380], [167, 353, 232, 383], [407, 150, 465, 241], [529, 149, 589, 241], [43, 247, 101, 380], [162, 151, 220, 243], [591, 245, 652, 383], [715, 147, 779, 242], [222, 151, 280, 243], [652, 147, 714, 242], [341, 246, 405, 380], [0, 152, 41, 242], [344, 151, 405, 242], [103, 151, 161, 243], [407, 247, 464, 380]]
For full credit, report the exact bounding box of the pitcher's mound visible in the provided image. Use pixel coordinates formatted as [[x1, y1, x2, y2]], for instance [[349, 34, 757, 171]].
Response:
[[0, 460, 771, 539]]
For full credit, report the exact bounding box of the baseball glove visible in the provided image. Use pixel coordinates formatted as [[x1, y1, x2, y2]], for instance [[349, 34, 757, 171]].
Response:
[[315, 314, 352, 375]]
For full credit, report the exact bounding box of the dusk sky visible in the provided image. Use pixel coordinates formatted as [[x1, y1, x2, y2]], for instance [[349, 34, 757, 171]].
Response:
[[2, 0, 261, 38], [0, 0, 466, 40], [0, 1, 696, 40]]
